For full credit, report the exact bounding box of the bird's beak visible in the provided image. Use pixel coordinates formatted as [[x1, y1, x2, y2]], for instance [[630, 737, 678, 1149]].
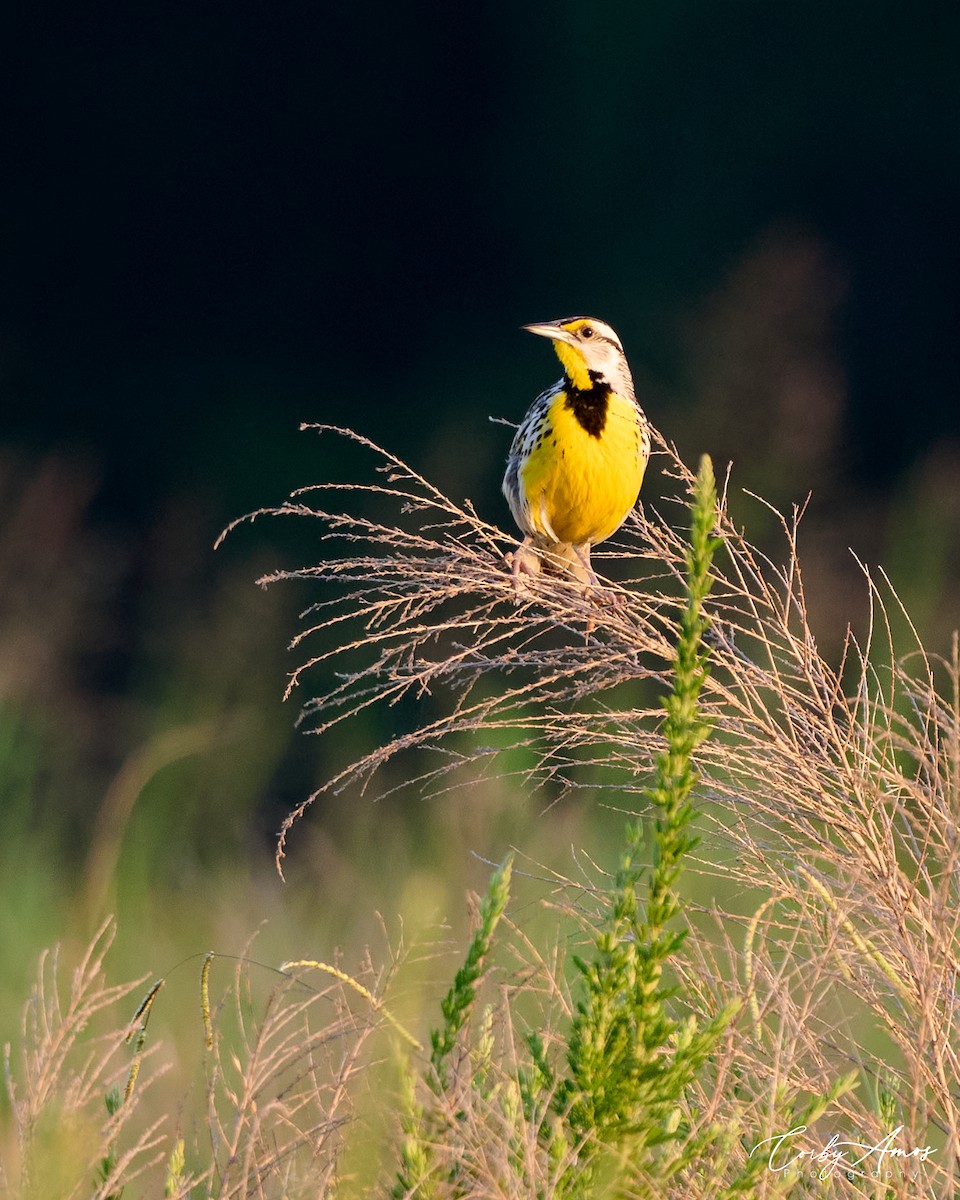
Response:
[[522, 321, 576, 346]]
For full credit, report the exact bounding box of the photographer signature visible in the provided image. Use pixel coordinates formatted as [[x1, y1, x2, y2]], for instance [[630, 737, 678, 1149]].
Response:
[[750, 1124, 934, 1180]]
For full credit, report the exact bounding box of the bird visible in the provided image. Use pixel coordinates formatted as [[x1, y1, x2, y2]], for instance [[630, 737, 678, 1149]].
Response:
[[502, 316, 649, 590]]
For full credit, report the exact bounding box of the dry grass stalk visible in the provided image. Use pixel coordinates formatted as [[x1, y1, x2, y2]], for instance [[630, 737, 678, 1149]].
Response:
[[2, 918, 167, 1198], [1, 922, 394, 1199], [193, 941, 393, 1198], [230, 423, 960, 1195]]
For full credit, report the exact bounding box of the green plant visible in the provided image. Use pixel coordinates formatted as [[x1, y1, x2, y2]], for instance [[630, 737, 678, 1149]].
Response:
[[394, 855, 513, 1198], [546, 456, 737, 1192]]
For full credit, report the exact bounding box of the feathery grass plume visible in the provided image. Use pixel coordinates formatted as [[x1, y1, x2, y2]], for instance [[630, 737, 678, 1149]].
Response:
[[200, 950, 215, 1053], [220, 422, 959, 1195], [124, 977, 163, 1104], [216, 424, 680, 875], [201, 943, 385, 1198], [279, 957, 420, 1050], [0, 921, 400, 1198], [1, 919, 167, 1199]]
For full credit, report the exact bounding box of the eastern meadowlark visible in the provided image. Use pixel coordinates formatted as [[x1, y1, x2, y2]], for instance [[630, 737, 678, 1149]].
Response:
[[502, 316, 650, 588]]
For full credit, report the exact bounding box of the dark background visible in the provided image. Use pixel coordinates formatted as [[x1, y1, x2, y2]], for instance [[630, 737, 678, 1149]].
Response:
[[1, 1, 959, 876]]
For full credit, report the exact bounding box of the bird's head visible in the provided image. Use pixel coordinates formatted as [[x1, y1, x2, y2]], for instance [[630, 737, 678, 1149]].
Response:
[[523, 317, 634, 398]]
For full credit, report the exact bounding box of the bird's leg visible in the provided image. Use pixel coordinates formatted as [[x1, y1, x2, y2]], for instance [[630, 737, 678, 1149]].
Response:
[[563, 544, 601, 637], [505, 535, 540, 600], [539, 542, 589, 585], [572, 544, 628, 631], [572, 544, 599, 588]]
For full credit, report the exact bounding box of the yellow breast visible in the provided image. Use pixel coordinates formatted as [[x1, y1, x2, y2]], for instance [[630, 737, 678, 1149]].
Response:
[[519, 389, 648, 546]]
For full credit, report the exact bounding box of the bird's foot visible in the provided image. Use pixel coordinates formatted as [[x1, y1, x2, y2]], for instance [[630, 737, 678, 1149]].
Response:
[[505, 538, 541, 601]]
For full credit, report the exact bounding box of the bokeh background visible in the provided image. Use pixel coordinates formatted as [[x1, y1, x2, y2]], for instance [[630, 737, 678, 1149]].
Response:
[[2, 1, 959, 1032]]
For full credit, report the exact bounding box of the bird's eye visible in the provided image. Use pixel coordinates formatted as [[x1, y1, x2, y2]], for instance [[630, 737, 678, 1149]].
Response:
[[580, 325, 594, 339]]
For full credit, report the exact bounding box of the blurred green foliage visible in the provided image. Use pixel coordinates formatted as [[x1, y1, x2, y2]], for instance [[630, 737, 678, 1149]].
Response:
[[1, 3, 959, 1090]]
